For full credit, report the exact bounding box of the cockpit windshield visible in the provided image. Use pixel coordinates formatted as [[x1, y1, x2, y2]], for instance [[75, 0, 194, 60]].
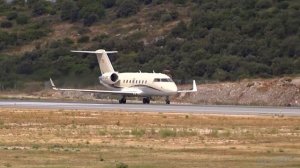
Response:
[[153, 78, 173, 82]]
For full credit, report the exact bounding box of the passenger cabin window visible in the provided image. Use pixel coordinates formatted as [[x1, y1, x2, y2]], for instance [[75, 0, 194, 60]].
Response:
[[153, 78, 173, 82]]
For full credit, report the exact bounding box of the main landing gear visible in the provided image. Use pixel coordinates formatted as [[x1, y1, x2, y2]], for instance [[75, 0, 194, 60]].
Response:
[[143, 97, 150, 104], [119, 96, 170, 104], [119, 96, 126, 104]]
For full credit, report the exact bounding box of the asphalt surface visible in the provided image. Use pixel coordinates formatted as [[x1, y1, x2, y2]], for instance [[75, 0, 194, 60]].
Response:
[[0, 100, 299, 116]]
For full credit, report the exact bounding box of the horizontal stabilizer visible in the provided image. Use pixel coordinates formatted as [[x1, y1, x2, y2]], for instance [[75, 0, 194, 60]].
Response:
[[71, 50, 118, 54]]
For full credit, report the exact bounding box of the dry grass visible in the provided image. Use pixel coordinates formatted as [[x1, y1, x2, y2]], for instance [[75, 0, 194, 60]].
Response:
[[0, 108, 300, 168]]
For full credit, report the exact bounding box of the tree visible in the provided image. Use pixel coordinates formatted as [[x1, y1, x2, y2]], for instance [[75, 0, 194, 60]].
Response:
[[102, 0, 116, 8], [173, 0, 186, 5], [117, 0, 139, 17], [271, 57, 294, 75], [255, 0, 272, 9], [60, 0, 79, 21], [78, 0, 105, 19], [171, 21, 187, 37], [30, 0, 50, 16]]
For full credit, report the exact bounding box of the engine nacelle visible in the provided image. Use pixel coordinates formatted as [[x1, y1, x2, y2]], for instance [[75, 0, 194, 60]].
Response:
[[100, 72, 119, 84]]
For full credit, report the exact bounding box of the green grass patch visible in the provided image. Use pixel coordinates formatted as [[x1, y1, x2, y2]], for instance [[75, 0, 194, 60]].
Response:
[[131, 128, 146, 137], [159, 129, 177, 138]]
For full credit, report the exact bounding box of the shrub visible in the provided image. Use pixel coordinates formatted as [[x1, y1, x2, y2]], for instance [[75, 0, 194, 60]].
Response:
[[1, 21, 13, 28], [153, 0, 165, 4], [16, 15, 29, 25], [60, 0, 79, 21], [19, 29, 49, 41], [142, 0, 152, 5], [117, 0, 139, 17], [131, 128, 145, 137], [83, 14, 98, 27], [116, 162, 128, 168], [6, 11, 18, 20], [63, 38, 74, 45], [4, 163, 11, 167], [0, 120, 4, 126], [170, 10, 179, 19], [160, 13, 172, 22], [173, 0, 186, 5], [32, 144, 40, 149], [77, 36, 90, 43], [209, 129, 219, 137], [102, 0, 116, 8], [0, 31, 17, 46], [171, 21, 187, 37], [16, 61, 33, 75], [255, 0, 272, 9], [159, 129, 177, 138], [79, 1, 105, 19], [277, 1, 289, 9], [31, 1, 48, 16]]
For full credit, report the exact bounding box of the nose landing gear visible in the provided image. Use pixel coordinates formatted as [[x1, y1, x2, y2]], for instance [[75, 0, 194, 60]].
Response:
[[165, 96, 170, 104]]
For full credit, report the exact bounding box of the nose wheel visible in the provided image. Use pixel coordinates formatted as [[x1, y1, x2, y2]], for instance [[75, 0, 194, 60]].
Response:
[[165, 96, 170, 104], [143, 97, 150, 104], [119, 96, 126, 104]]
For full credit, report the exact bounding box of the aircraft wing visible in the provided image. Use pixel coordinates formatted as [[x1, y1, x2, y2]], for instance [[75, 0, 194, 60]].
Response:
[[49, 78, 140, 95], [177, 80, 197, 93]]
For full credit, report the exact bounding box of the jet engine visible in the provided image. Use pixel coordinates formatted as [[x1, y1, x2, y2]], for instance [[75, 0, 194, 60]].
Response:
[[100, 72, 119, 84]]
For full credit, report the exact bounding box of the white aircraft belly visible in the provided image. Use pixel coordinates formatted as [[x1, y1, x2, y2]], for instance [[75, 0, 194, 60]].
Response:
[[134, 86, 175, 96]]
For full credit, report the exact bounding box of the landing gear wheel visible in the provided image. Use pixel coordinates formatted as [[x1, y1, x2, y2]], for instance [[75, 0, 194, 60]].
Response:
[[142, 98, 147, 104], [165, 96, 170, 104], [119, 97, 126, 104], [143, 97, 150, 104]]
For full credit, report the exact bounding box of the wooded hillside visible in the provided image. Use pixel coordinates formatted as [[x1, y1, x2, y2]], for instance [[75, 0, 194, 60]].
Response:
[[0, 0, 299, 89]]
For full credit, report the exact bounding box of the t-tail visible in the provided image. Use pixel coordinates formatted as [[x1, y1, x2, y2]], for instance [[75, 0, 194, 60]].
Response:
[[71, 49, 117, 74]]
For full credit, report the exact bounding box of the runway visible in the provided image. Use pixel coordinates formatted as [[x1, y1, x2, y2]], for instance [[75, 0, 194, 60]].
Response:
[[0, 100, 299, 116]]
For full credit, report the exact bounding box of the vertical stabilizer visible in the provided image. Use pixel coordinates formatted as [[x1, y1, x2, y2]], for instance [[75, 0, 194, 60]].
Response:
[[71, 49, 117, 74], [95, 49, 115, 74]]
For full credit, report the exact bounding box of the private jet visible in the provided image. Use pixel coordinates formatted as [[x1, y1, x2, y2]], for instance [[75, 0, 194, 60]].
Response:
[[50, 49, 197, 104]]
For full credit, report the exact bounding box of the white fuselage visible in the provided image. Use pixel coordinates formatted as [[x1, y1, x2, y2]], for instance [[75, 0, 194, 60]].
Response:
[[99, 72, 178, 96]]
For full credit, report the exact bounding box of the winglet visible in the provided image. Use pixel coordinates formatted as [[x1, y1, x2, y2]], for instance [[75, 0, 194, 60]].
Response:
[[177, 80, 197, 93], [192, 80, 197, 92], [49, 78, 57, 90]]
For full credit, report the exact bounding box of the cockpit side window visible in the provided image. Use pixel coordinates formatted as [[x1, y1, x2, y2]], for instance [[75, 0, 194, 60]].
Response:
[[153, 78, 160, 82], [168, 78, 173, 82], [161, 78, 169, 82]]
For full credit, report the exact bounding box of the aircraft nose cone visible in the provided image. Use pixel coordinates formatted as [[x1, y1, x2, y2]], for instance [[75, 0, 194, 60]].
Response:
[[170, 83, 178, 93]]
